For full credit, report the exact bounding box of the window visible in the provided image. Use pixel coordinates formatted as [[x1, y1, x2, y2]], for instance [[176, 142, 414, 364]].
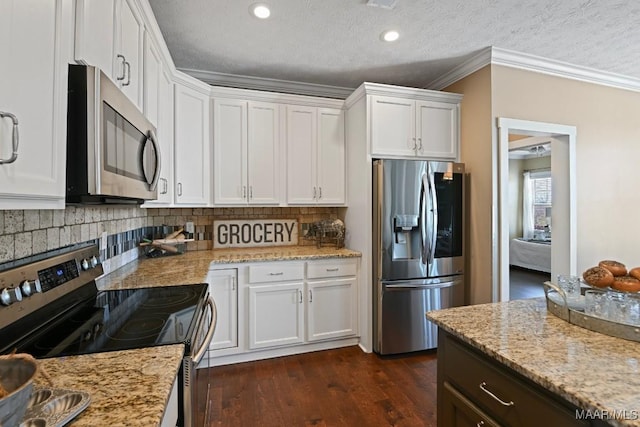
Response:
[[532, 175, 552, 230]]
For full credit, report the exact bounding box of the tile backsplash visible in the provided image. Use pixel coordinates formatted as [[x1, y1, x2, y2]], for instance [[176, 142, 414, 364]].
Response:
[[0, 206, 345, 267]]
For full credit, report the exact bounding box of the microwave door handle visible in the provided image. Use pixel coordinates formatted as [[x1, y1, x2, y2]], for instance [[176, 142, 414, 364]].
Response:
[[0, 111, 19, 164], [144, 129, 161, 191], [192, 297, 217, 364]]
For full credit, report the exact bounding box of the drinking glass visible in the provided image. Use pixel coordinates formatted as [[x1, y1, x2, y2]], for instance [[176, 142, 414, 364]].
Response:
[[584, 289, 608, 318], [606, 292, 630, 323], [557, 274, 581, 304]]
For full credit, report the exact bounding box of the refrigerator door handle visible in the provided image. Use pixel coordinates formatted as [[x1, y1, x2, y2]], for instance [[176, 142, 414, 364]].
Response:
[[421, 174, 430, 263], [383, 281, 459, 290], [428, 164, 438, 266]]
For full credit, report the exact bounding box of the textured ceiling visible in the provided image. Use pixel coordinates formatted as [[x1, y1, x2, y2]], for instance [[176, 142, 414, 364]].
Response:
[[148, 0, 640, 90]]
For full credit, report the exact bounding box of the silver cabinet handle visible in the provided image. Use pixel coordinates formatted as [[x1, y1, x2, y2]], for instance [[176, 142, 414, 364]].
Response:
[[417, 137, 423, 151], [479, 382, 514, 407], [411, 137, 417, 150], [477, 422, 484, 427], [319, 187, 322, 199], [123, 61, 131, 86], [298, 290, 303, 304], [249, 186, 253, 200], [326, 267, 339, 272], [116, 54, 126, 81], [309, 289, 313, 303], [242, 186, 246, 199], [313, 187, 317, 199], [0, 112, 19, 164], [159, 178, 168, 194], [177, 182, 183, 196], [231, 277, 236, 291], [268, 272, 284, 276]]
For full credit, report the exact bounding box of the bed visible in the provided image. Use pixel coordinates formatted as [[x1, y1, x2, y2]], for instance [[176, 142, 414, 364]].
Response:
[[509, 238, 551, 273]]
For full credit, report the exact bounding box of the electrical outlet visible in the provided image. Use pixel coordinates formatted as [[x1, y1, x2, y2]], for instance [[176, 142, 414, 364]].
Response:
[[185, 222, 194, 234]]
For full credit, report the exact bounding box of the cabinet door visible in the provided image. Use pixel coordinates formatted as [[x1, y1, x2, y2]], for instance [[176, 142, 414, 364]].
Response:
[[0, 0, 69, 209], [416, 100, 459, 160], [440, 381, 500, 427], [74, 0, 116, 76], [115, 0, 143, 109], [143, 67, 174, 206], [143, 33, 161, 127], [247, 102, 280, 205], [249, 283, 304, 349], [213, 99, 247, 205], [370, 95, 415, 157], [174, 84, 210, 205], [207, 269, 238, 351], [306, 278, 357, 341], [316, 108, 345, 205], [286, 105, 317, 204]]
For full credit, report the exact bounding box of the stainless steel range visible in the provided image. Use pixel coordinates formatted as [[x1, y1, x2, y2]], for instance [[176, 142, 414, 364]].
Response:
[[0, 243, 216, 427]]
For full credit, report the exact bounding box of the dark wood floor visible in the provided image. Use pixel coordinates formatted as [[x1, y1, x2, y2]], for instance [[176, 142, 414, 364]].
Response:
[[197, 346, 438, 426], [509, 266, 550, 300]]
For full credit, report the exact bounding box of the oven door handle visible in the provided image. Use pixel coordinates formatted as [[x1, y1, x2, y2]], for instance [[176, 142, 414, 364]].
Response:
[[193, 297, 217, 364]]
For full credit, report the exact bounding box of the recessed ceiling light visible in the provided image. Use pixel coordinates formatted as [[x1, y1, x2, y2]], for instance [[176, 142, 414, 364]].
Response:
[[381, 30, 399, 42], [250, 3, 271, 19]]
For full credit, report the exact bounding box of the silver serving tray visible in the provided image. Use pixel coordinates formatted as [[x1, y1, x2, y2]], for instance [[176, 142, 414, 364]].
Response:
[[20, 387, 91, 427], [544, 281, 640, 342]]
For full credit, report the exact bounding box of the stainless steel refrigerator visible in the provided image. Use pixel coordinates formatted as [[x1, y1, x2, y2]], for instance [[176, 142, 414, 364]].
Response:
[[373, 159, 465, 354]]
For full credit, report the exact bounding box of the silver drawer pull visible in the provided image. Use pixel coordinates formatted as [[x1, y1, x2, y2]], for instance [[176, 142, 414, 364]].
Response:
[[477, 422, 484, 427], [479, 382, 514, 407], [269, 272, 284, 276], [0, 111, 19, 164], [326, 268, 339, 272]]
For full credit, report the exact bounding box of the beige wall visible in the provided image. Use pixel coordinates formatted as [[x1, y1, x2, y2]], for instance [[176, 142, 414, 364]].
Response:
[[445, 65, 494, 304], [492, 65, 640, 274]]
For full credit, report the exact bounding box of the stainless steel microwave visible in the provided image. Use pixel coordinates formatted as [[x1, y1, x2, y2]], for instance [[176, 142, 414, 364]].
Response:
[[66, 64, 160, 204]]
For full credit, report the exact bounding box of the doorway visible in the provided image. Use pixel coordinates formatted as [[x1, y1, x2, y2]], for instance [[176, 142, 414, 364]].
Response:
[[496, 118, 577, 302]]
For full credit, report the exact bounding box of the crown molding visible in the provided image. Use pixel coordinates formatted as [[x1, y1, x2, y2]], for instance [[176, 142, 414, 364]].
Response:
[[427, 46, 640, 93], [425, 47, 493, 90], [180, 68, 355, 99], [491, 47, 640, 93]]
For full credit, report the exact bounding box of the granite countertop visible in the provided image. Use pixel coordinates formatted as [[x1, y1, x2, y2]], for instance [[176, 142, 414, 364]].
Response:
[[97, 246, 361, 290], [427, 298, 640, 427], [34, 345, 184, 426]]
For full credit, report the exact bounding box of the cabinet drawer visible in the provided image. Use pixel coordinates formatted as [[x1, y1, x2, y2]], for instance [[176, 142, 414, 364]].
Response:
[[441, 381, 500, 427], [443, 335, 588, 427], [307, 259, 357, 279], [249, 263, 304, 283]]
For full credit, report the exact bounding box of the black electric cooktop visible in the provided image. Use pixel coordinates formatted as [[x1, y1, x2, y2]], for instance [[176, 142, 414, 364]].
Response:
[[1, 284, 208, 358]]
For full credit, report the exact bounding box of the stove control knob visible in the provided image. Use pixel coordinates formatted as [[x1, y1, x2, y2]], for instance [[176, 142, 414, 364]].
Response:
[[81, 258, 89, 271], [90, 256, 99, 268], [1, 287, 22, 306], [20, 279, 42, 297]]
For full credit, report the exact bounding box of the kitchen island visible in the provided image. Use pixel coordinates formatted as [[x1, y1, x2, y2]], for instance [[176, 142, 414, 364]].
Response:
[[97, 246, 361, 290], [428, 298, 640, 427], [34, 344, 184, 426]]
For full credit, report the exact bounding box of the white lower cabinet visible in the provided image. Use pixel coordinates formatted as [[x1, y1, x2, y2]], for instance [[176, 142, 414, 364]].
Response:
[[248, 282, 305, 349], [207, 268, 238, 351], [306, 277, 357, 342], [206, 257, 359, 365]]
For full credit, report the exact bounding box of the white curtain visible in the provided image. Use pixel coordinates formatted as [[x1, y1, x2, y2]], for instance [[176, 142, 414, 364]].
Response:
[[522, 171, 534, 240]]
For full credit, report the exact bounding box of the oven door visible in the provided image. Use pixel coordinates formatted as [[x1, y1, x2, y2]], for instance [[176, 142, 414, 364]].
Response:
[[96, 66, 160, 200], [181, 296, 216, 427]]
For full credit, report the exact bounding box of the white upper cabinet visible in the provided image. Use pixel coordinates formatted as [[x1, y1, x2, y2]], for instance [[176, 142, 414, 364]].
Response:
[[143, 65, 174, 206], [370, 92, 460, 160], [75, 0, 144, 109], [0, 0, 72, 209], [143, 33, 161, 127], [213, 99, 280, 205], [174, 80, 211, 206], [286, 106, 345, 205]]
